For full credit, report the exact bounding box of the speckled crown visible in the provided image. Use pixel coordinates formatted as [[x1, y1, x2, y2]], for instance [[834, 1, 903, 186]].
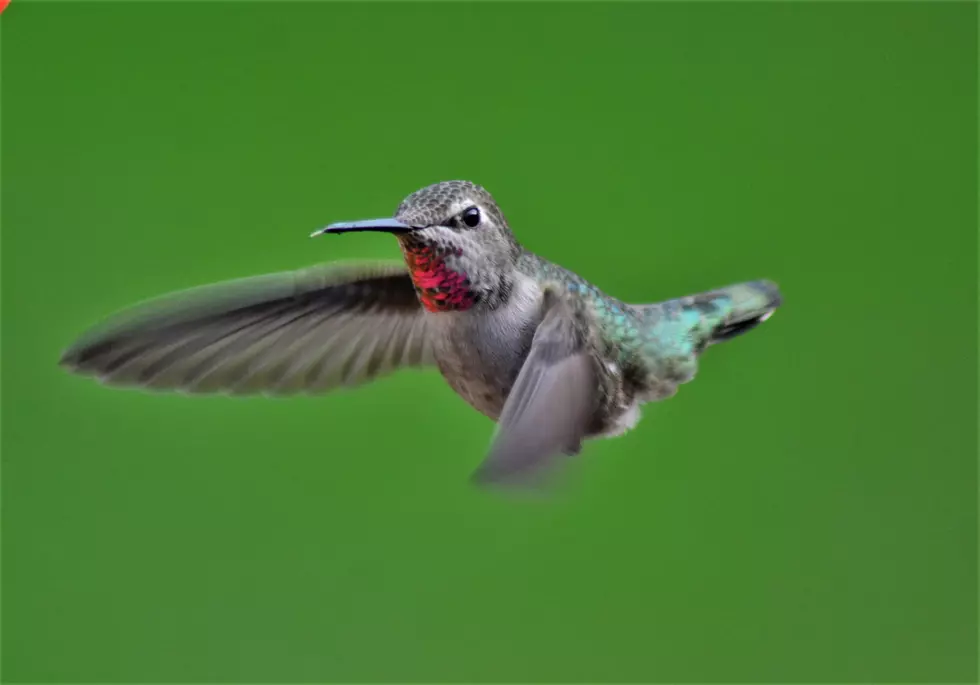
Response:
[[395, 180, 507, 228]]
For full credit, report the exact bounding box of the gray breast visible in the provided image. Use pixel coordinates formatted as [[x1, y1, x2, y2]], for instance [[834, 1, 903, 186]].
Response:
[[432, 286, 542, 420]]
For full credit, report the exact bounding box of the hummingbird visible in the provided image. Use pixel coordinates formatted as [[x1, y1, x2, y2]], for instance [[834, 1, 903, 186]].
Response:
[[60, 180, 782, 488]]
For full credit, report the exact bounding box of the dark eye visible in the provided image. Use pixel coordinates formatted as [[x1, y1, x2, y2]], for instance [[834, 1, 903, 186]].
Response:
[[461, 206, 481, 228]]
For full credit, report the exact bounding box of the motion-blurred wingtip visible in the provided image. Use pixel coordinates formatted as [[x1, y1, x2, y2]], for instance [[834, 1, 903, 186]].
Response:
[[57, 348, 80, 370], [469, 463, 555, 495]]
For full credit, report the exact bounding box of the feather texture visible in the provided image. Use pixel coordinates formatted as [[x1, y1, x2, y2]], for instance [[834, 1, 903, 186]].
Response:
[[472, 288, 597, 487], [59, 261, 435, 395]]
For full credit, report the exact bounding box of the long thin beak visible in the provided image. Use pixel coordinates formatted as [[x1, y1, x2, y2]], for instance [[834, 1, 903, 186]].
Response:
[[310, 218, 417, 238]]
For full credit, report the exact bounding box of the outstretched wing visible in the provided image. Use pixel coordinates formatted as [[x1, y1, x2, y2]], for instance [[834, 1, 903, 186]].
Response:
[[59, 261, 435, 395], [472, 288, 597, 488]]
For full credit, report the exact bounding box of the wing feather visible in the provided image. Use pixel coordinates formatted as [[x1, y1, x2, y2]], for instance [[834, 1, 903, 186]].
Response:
[[59, 261, 435, 395], [472, 289, 597, 488]]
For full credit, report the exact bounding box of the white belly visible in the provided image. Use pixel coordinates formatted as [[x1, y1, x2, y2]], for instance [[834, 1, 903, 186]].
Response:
[[601, 401, 642, 438]]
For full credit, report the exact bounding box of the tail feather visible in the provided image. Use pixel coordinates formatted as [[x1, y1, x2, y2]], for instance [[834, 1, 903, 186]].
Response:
[[706, 280, 781, 346], [638, 279, 782, 351]]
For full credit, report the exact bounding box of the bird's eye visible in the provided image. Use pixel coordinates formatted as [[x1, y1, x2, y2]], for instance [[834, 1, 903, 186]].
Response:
[[462, 206, 481, 228]]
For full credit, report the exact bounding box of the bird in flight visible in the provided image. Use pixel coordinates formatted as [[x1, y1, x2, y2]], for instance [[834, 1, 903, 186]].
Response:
[[60, 180, 782, 488]]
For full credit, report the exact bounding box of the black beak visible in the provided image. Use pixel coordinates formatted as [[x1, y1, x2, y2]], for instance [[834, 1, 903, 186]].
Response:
[[310, 218, 418, 237]]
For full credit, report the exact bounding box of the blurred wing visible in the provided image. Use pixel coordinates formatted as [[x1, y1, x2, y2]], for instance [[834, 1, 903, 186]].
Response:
[[472, 290, 596, 488], [59, 261, 435, 395]]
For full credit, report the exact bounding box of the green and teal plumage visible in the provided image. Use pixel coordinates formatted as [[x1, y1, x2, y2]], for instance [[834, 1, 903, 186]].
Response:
[[516, 251, 780, 404]]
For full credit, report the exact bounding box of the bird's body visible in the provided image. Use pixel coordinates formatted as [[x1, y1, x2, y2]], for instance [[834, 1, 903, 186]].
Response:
[[61, 180, 781, 487], [412, 248, 777, 440]]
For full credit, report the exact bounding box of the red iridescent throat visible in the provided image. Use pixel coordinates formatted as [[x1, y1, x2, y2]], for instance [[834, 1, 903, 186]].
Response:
[[400, 242, 477, 312]]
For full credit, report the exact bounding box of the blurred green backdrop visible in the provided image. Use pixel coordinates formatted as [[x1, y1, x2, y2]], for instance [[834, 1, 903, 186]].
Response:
[[2, 2, 976, 682]]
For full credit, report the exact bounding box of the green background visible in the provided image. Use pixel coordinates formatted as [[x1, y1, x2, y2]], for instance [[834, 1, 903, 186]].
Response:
[[2, 2, 976, 682]]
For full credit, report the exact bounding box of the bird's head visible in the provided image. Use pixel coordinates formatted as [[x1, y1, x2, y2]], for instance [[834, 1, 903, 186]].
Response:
[[314, 181, 522, 312]]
